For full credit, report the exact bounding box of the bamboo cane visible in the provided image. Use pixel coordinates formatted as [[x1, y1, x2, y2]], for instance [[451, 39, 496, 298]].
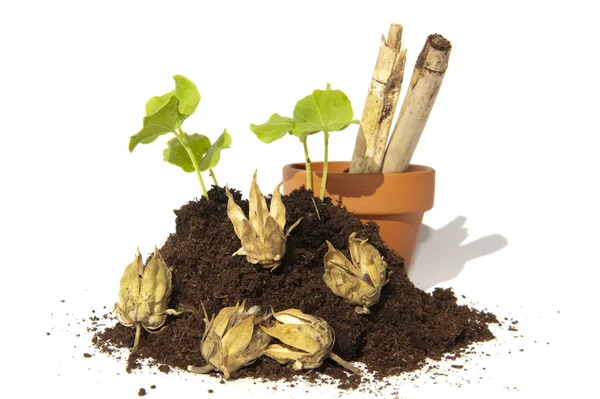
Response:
[[350, 23, 407, 174], [382, 34, 451, 173]]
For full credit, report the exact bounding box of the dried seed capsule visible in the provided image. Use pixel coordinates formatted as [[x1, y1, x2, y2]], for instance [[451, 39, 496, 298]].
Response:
[[226, 171, 301, 271], [188, 301, 271, 379], [114, 247, 180, 350], [323, 232, 389, 314], [261, 309, 359, 374]]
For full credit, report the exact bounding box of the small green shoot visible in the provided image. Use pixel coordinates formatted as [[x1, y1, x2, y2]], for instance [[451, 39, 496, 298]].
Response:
[[250, 84, 357, 200], [129, 75, 231, 198]]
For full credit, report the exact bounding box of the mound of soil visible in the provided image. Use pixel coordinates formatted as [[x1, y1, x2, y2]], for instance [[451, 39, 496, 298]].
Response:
[[95, 187, 497, 386]]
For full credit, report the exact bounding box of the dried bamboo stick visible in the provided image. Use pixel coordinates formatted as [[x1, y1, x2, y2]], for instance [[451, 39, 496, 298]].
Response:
[[382, 34, 451, 173], [350, 23, 407, 174]]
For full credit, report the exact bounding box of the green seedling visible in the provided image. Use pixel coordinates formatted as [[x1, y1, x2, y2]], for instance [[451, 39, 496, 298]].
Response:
[[129, 75, 231, 198], [250, 84, 357, 200]]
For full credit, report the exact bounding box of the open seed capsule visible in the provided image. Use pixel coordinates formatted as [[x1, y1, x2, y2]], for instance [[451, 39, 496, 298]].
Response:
[[261, 308, 359, 374], [226, 171, 301, 271], [188, 301, 271, 379], [115, 247, 180, 350], [323, 233, 389, 314]]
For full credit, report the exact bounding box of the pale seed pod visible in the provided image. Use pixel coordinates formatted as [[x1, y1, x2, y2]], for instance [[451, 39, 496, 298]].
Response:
[[261, 308, 359, 374], [115, 247, 180, 350], [226, 171, 301, 271], [188, 301, 271, 379], [323, 233, 389, 314]]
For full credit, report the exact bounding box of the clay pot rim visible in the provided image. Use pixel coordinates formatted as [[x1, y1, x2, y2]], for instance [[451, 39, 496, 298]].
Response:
[[283, 161, 435, 176], [282, 161, 435, 215]]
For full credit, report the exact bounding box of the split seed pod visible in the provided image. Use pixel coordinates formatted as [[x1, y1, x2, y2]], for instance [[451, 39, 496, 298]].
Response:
[[115, 247, 180, 350], [226, 171, 301, 271], [188, 301, 271, 379], [323, 232, 389, 314], [261, 308, 359, 374]]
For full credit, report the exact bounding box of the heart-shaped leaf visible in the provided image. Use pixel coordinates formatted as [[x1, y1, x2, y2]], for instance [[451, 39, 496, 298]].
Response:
[[174, 74, 201, 117], [250, 113, 293, 143], [199, 129, 232, 171], [129, 96, 182, 152], [163, 133, 211, 172], [145, 90, 175, 116], [292, 84, 358, 137]]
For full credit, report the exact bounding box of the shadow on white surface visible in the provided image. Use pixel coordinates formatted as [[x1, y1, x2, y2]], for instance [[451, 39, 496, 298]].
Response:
[[408, 216, 508, 290]]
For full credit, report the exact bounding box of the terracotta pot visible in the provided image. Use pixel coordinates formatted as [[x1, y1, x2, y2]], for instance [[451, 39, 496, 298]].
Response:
[[282, 161, 435, 267]]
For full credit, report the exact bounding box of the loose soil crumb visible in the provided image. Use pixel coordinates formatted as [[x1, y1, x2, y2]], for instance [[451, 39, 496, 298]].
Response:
[[137, 388, 146, 396], [95, 187, 498, 388]]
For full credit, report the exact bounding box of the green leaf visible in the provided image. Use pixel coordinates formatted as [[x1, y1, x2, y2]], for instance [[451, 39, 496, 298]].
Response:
[[145, 90, 175, 116], [198, 129, 232, 171], [163, 133, 211, 173], [291, 86, 357, 137], [173, 75, 201, 117], [250, 113, 293, 143], [129, 96, 182, 152]]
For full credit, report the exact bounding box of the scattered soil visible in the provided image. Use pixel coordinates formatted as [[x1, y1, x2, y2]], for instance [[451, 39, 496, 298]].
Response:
[[95, 187, 497, 387]]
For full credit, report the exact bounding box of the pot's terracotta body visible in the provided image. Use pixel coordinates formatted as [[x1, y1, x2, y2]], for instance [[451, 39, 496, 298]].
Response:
[[282, 161, 435, 266]]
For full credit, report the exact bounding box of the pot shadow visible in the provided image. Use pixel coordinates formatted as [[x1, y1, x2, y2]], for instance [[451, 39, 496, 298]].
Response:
[[407, 216, 508, 290]]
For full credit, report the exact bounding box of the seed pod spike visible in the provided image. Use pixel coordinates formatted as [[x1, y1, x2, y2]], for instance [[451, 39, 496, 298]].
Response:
[[270, 182, 286, 230], [249, 171, 269, 238], [324, 240, 359, 276], [225, 185, 250, 239]]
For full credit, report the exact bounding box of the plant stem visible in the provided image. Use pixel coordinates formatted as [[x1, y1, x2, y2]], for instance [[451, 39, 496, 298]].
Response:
[[134, 323, 141, 351], [302, 138, 313, 191], [320, 132, 330, 201], [176, 127, 208, 198], [209, 169, 219, 187], [329, 352, 360, 374]]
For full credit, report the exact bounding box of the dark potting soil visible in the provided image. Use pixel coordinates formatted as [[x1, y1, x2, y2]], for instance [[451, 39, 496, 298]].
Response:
[[95, 187, 497, 387]]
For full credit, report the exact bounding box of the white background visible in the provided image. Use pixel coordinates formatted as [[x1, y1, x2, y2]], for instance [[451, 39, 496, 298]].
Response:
[[1, 1, 598, 398]]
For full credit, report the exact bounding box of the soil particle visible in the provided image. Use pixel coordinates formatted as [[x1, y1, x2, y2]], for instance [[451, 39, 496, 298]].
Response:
[[158, 364, 170, 374], [95, 187, 497, 388]]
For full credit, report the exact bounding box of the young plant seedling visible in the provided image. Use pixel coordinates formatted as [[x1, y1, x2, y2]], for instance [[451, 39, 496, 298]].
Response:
[[129, 75, 231, 198], [250, 84, 358, 200]]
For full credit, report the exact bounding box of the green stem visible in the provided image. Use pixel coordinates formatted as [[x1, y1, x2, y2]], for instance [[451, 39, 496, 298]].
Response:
[[176, 127, 208, 198], [209, 169, 219, 187], [320, 132, 330, 201], [302, 138, 312, 191]]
